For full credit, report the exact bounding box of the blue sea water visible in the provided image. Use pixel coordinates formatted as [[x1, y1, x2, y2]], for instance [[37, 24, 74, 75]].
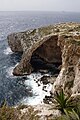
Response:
[[0, 11, 80, 106]]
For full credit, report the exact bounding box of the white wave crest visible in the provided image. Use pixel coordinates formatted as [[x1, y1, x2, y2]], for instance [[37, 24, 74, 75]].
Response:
[[6, 63, 19, 78], [4, 47, 13, 55], [21, 73, 52, 105]]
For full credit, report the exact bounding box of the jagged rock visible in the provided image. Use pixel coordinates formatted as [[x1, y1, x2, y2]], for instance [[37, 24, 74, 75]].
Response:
[[8, 26, 62, 75], [8, 32, 23, 52], [52, 23, 80, 95], [40, 76, 50, 85], [8, 22, 80, 95]]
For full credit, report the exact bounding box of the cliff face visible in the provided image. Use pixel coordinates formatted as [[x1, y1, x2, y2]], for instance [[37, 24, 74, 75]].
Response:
[[8, 22, 80, 95], [53, 34, 80, 95], [8, 26, 62, 75]]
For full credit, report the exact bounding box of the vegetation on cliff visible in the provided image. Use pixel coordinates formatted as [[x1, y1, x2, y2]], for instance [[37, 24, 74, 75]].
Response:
[[6, 22, 80, 119], [0, 90, 80, 120], [53, 89, 80, 120], [0, 103, 39, 120]]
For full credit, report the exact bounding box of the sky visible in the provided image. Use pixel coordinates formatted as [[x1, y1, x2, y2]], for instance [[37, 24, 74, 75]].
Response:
[[0, 0, 80, 12]]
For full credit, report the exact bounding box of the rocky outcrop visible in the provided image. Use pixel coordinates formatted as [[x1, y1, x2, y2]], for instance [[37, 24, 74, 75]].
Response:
[[8, 32, 23, 52], [8, 22, 80, 95], [8, 26, 62, 75], [52, 23, 80, 95]]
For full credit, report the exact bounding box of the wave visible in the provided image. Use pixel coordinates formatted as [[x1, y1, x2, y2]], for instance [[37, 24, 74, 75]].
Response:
[[3, 47, 13, 55], [6, 63, 19, 78], [20, 73, 52, 105], [6, 66, 15, 78]]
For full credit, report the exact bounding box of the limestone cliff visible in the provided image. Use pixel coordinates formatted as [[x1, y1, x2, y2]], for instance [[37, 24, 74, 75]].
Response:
[[8, 25, 62, 75], [8, 22, 80, 95]]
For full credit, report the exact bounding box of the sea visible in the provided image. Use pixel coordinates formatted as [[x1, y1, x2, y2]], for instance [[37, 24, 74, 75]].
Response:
[[0, 11, 80, 106]]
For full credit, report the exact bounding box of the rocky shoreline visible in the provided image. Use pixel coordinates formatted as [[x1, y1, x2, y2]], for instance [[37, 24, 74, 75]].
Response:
[[8, 22, 80, 95], [7, 22, 80, 119]]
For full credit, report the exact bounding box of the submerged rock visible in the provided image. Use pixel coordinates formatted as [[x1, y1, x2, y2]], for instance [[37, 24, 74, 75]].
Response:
[[8, 22, 80, 95]]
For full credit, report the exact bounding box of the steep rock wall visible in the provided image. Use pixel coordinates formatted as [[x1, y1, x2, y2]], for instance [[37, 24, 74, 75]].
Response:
[[8, 22, 80, 95], [53, 34, 80, 95]]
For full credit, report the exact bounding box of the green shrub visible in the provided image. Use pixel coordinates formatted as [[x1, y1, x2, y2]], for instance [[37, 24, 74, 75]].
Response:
[[54, 89, 72, 113], [53, 89, 80, 120]]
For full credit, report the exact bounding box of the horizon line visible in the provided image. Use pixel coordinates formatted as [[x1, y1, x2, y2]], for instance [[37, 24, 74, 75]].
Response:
[[0, 10, 80, 13]]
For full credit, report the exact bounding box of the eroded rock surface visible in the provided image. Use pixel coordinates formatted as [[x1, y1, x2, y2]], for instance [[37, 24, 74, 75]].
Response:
[[8, 26, 62, 75], [8, 22, 80, 95]]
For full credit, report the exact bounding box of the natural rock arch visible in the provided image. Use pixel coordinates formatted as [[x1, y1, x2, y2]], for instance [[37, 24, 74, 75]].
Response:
[[8, 22, 80, 95], [8, 34, 62, 75]]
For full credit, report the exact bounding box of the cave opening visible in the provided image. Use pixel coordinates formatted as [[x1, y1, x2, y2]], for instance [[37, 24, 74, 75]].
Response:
[[30, 35, 62, 76]]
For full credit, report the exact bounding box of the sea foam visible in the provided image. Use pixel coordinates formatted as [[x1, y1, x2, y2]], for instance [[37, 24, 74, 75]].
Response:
[[21, 73, 52, 105], [3, 47, 13, 55]]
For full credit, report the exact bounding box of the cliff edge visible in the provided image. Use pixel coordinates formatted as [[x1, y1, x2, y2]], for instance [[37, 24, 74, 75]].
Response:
[[8, 22, 80, 95]]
